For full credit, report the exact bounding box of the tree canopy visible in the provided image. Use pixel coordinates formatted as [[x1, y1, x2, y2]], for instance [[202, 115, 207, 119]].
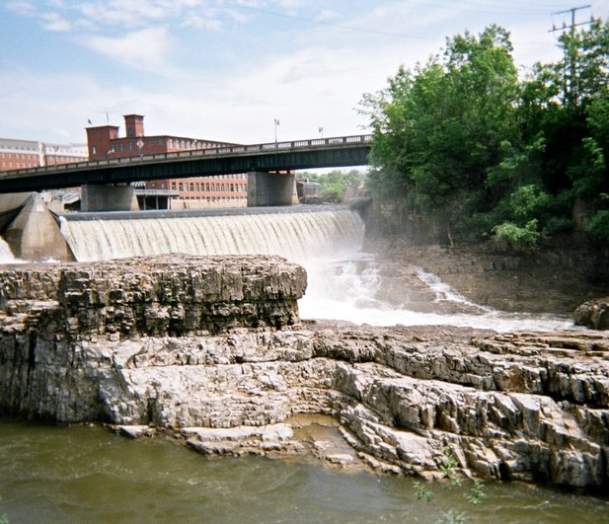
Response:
[[363, 20, 609, 248]]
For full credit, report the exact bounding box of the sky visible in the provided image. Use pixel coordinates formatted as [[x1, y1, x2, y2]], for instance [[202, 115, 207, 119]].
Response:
[[1, 0, 608, 146]]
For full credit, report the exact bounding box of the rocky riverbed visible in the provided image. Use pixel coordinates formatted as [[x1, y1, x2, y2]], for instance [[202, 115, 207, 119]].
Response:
[[367, 237, 609, 315], [0, 255, 608, 492]]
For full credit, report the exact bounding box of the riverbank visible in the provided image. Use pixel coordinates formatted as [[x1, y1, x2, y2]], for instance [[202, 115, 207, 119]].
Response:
[[1, 255, 608, 493], [364, 234, 609, 315]]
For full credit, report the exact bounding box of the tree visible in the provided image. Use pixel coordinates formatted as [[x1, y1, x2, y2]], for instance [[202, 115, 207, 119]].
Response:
[[363, 20, 609, 248], [363, 25, 520, 243]]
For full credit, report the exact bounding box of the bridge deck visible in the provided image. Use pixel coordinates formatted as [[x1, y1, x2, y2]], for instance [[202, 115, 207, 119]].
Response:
[[0, 135, 372, 194]]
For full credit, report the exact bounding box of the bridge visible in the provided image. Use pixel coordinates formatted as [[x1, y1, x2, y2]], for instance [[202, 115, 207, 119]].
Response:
[[0, 134, 372, 209]]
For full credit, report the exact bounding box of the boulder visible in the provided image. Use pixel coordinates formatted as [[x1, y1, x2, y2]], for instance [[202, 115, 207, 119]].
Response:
[[574, 297, 609, 330]]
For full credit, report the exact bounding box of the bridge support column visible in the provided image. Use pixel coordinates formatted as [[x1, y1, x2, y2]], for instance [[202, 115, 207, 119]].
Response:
[[247, 172, 299, 207], [4, 194, 74, 261], [81, 184, 139, 212]]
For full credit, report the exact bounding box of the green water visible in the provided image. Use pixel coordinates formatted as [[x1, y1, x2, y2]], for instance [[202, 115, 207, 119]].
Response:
[[1, 420, 607, 524]]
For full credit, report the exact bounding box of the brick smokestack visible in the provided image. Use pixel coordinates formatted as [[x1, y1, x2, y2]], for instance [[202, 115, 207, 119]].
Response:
[[86, 125, 119, 160], [124, 114, 144, 138]]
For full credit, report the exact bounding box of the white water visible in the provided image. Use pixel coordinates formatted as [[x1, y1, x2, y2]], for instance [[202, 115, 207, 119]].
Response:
[[299, 253, 572, 332], [60, 210, 364, 262], [0, 238, 16, 263], [60, 208, 573, 332]]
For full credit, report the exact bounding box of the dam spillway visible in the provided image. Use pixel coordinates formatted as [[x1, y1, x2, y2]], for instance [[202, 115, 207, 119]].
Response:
[[59, 205, 365, 262]]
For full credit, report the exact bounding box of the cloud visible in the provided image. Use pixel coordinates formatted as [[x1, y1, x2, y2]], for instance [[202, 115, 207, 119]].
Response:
[[5, 0, 36, 16], [184, 11, 223, 31], [81, 27, 172, 70], [317, 9, 340, 22], [41, 12, 71, 31], [0, 0, 588, 148]]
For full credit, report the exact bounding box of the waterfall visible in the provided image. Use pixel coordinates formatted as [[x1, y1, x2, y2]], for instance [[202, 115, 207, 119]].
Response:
[[60, 208, 364, 262], [59, 206, 571, 332], [0, 238, 15, 263]]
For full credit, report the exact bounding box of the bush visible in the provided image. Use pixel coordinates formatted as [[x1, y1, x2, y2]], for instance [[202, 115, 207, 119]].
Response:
[[492, 219, 541, 248], [585, 210, 609, 243]]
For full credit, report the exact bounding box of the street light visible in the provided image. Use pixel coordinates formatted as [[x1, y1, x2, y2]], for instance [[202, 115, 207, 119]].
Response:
[[318, 126, 324, 138], [274, 118, 280, 144]]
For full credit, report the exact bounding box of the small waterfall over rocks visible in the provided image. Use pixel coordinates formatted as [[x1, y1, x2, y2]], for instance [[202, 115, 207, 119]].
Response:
[[60, 208, 364, 262]]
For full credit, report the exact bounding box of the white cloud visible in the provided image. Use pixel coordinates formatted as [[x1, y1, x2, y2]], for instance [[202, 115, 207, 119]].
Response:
[[317, 9, 340, 22], [82, 27, 172, 71], [41, 12, 71, 31], [5, 0, 36, 16], [1, 0, 593, 147], [184, 11, 223, 31]]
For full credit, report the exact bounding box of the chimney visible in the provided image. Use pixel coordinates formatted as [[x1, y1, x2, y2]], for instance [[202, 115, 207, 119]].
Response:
[[85, 124, 119, 160], [124, 114, 144, 138]]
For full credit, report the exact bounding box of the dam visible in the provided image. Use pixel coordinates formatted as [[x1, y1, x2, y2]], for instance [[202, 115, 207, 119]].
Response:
[[59, 205, 364, 262], [0, 202, 570, 331]]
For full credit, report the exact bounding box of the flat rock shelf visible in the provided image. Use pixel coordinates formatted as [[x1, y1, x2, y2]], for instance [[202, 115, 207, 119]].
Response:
[[0, 255, 608, 492]]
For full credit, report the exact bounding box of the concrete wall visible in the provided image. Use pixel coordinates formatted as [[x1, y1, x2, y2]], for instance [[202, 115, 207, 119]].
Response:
[[81, 184, 140, 212], [247, 171, 299, 207], [4, 194, 74, 261]]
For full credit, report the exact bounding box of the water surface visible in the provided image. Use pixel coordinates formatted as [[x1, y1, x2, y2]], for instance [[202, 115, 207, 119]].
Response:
[[1, 420, 607, 524]]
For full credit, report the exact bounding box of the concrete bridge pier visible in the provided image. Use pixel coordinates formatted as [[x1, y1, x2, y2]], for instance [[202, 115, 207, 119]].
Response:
[[4, 193, 74, 261], [81, 184, 140, 212], [247, 171, 299, 207]]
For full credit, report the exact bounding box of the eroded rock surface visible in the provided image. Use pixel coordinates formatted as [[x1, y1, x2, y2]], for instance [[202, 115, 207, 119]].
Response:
[[0, 256, 608, 492], [575, 297, 609, 330]]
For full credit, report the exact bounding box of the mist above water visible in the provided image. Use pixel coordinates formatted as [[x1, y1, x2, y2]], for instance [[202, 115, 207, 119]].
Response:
[[299, 252, 572, 332], [60, 207, 571, 332]]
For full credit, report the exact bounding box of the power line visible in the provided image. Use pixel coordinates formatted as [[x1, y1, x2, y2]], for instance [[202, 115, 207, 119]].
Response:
[[548, 4, 592, 33], [548, 4, 593, 105]]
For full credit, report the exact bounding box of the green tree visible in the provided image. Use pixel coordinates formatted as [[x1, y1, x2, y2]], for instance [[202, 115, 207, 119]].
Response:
[[364, 25, 520, 243], [363, 19, 609, 247]]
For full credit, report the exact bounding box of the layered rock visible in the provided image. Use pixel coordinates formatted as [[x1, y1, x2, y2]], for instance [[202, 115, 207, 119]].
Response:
[[0, 256, 608, 492]]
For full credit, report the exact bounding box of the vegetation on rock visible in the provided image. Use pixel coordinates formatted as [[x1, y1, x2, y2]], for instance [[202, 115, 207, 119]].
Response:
[[363, 20, 609, 248]]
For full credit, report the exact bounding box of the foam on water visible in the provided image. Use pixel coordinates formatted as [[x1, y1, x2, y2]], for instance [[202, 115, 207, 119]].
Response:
[[299, 252, 573, 332]]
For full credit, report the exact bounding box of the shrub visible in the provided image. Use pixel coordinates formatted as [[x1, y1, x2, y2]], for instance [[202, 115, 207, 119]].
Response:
[[492, 219, 541, 248]]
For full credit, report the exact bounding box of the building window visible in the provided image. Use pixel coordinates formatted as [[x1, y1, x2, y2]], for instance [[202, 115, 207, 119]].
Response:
[[92, 145, 97, 155]]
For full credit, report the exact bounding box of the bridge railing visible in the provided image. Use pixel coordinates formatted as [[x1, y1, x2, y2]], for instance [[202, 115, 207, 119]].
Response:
[[0, 134, 372, 178]]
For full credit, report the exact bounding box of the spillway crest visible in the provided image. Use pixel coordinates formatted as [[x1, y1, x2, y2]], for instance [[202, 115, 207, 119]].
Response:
[[60, 209, 364, 262]]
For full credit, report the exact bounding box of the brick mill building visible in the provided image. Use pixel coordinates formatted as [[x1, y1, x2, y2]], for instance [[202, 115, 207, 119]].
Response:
[[85, 114, 248, 209], [0, 138, 87, 172]]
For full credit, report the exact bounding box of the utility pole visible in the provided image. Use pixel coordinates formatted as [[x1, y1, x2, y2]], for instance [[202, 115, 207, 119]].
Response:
[[549, 4, 592, 105]]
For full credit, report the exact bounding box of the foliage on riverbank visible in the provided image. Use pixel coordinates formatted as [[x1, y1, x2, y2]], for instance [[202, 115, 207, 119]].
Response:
[[363, 20, 609, 248], [296, 169, 365, 202]]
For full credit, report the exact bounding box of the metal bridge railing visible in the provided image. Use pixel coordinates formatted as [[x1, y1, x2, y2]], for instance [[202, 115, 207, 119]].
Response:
[[1, 134, 373, 178]]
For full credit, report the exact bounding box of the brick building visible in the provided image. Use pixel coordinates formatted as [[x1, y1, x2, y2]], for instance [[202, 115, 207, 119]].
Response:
[[86, 115, 248, 209], [0, 138, 87, 171]]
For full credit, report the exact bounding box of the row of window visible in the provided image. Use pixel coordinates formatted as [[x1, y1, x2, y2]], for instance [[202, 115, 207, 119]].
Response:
[[171, 181, 246, 192], [0, 161, 36, 169], [168, 139, 216, 150], [0, 152, 37, 159], [179, 196, 246, 201], [0, 143, 37, 152]]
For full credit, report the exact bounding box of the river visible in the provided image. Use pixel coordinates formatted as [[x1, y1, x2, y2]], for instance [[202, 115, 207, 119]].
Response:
[[1, 205, 604, 523], [1, 420, 608, 524]]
